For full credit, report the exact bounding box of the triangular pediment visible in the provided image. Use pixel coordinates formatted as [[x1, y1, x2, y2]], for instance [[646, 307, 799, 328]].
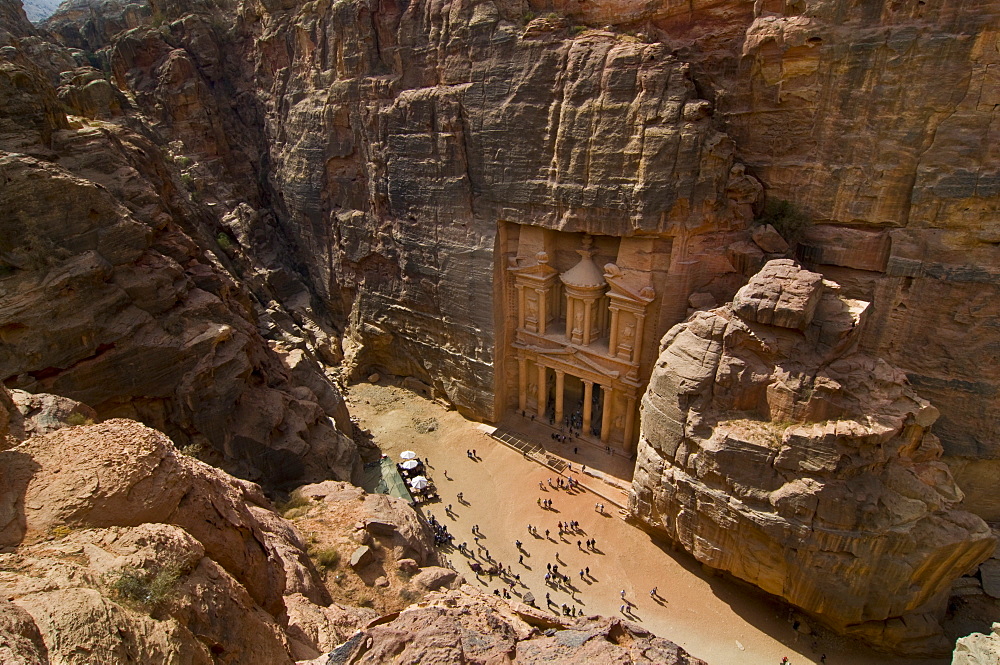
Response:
[[511, 262, 559, 279]]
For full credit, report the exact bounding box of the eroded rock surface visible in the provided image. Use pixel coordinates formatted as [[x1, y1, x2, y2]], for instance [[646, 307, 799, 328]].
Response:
[[631, 260, 996, 655], [0, 415, 379, 663], [953, 623, 1000, 665], [0, 0, 359, 487], [314, 585, 707, 665]]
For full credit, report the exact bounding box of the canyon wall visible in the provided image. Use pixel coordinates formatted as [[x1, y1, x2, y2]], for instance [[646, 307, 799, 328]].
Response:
[[536, 0, 1000, 519], [630, 259, 996, 654], [82, 0, 1000, 516], [0, 0, 359, 487], [214, 0, 758, 418]]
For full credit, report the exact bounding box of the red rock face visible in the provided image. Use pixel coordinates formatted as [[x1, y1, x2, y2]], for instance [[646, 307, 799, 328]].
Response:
[[631, 260, 996, 655]]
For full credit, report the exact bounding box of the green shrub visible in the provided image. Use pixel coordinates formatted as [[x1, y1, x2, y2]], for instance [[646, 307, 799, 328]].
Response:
[[523, 10, 535, 22], [313, 547, 340, 570], [180, 172, 195, 192], [755, 198, 810, 244], [277, 492, 310, 516], [65, 412, 94, 426], [105, 563, 182, 611], [216, 232, 233, 251]]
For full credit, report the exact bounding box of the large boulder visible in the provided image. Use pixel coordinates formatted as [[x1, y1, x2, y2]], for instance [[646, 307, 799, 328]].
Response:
[[0, 419, 328, 615], [631, 260, 996, 655], [0, 418, 382, 663], [953, 624, 1000, 665], [319, 585, 707, 665]]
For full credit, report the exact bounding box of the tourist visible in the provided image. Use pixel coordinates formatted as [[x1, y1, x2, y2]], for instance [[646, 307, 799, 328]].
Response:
[[585, 566, 590, 576], [457, 492, 463, 502], [620, 589, 626, 600], [650, 587, 657, 598], [444, 470, 450, 480]]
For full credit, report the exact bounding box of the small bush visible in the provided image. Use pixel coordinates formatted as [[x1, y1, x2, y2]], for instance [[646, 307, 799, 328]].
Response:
[[313, 547, 340, 570], [65, 412, 94, 426], [105, 563, 182, 611], [180, 172, 195, 192], [277, 492, 310, 516], [523, 10, 535, 22], [756, 198, 810, 243], [216, 232, 233, 251], [50, 524, 73, 539], [174, 155, 192, 168]]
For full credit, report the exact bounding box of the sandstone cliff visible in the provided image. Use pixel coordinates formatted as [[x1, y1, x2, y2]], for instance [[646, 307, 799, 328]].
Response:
[[77, 0, 761, 421], [0, 0, 360, 487], [524, 0, 1000, 520], [630, 260, 996, 655], [52, 0, 1000, 523], [0, 411, 368, 662]]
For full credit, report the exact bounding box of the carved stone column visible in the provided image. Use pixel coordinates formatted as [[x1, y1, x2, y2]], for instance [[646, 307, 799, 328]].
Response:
[[555, 370, 565, 424], [536, 289, 547, 335], [601, 386, 614, 444], [583, 299, 593, 345], [536, 363, 546, 419], [631, 313, 646, 364], [582, 380, 593, 433], [608, 306, 620, 356], [518, 357, 527, 412], [517, 285, 525, 331]]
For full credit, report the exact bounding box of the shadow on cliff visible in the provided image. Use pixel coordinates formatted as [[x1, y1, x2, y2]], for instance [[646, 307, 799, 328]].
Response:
[[0, 449, 41, 548], [629, 520, 897, 663]]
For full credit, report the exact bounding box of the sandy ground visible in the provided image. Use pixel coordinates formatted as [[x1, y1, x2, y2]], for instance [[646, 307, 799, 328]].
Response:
[[345, 381, 948, 665]]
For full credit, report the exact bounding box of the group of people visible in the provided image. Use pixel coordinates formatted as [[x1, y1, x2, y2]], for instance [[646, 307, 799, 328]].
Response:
[[412, 432, 665, 627], [426, 513, 454, 547]]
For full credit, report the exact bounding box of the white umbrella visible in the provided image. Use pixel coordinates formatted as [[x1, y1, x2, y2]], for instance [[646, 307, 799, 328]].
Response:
[[400, 451, 417, 460], [409, 475, 428, 490], [401, 459, 419, 470]]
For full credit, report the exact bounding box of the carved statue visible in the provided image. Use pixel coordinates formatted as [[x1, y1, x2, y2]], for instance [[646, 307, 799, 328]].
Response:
[[621, 321, 635, 348], [526, 296, 538, 320], [574, 307, 584, 332]]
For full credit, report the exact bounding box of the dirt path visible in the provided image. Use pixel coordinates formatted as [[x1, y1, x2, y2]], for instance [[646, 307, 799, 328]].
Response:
[[345, 381, 947, 665]]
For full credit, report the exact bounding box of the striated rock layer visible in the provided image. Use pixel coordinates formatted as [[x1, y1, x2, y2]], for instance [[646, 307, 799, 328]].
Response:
[[0, 0, 359, 488], [56, 0, 999, 518], [88, 0, 762, 421], [630, 260, 996, 655]]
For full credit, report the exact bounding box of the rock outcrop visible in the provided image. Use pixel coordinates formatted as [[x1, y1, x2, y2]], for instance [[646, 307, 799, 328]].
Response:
[[0, 414, 379, 662], [0, 0, 359, 488], [953, 623, 1000, 665], [312, 585, 707, 665], [631, 260, 996, 655], [87, 0, 762, 421]]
